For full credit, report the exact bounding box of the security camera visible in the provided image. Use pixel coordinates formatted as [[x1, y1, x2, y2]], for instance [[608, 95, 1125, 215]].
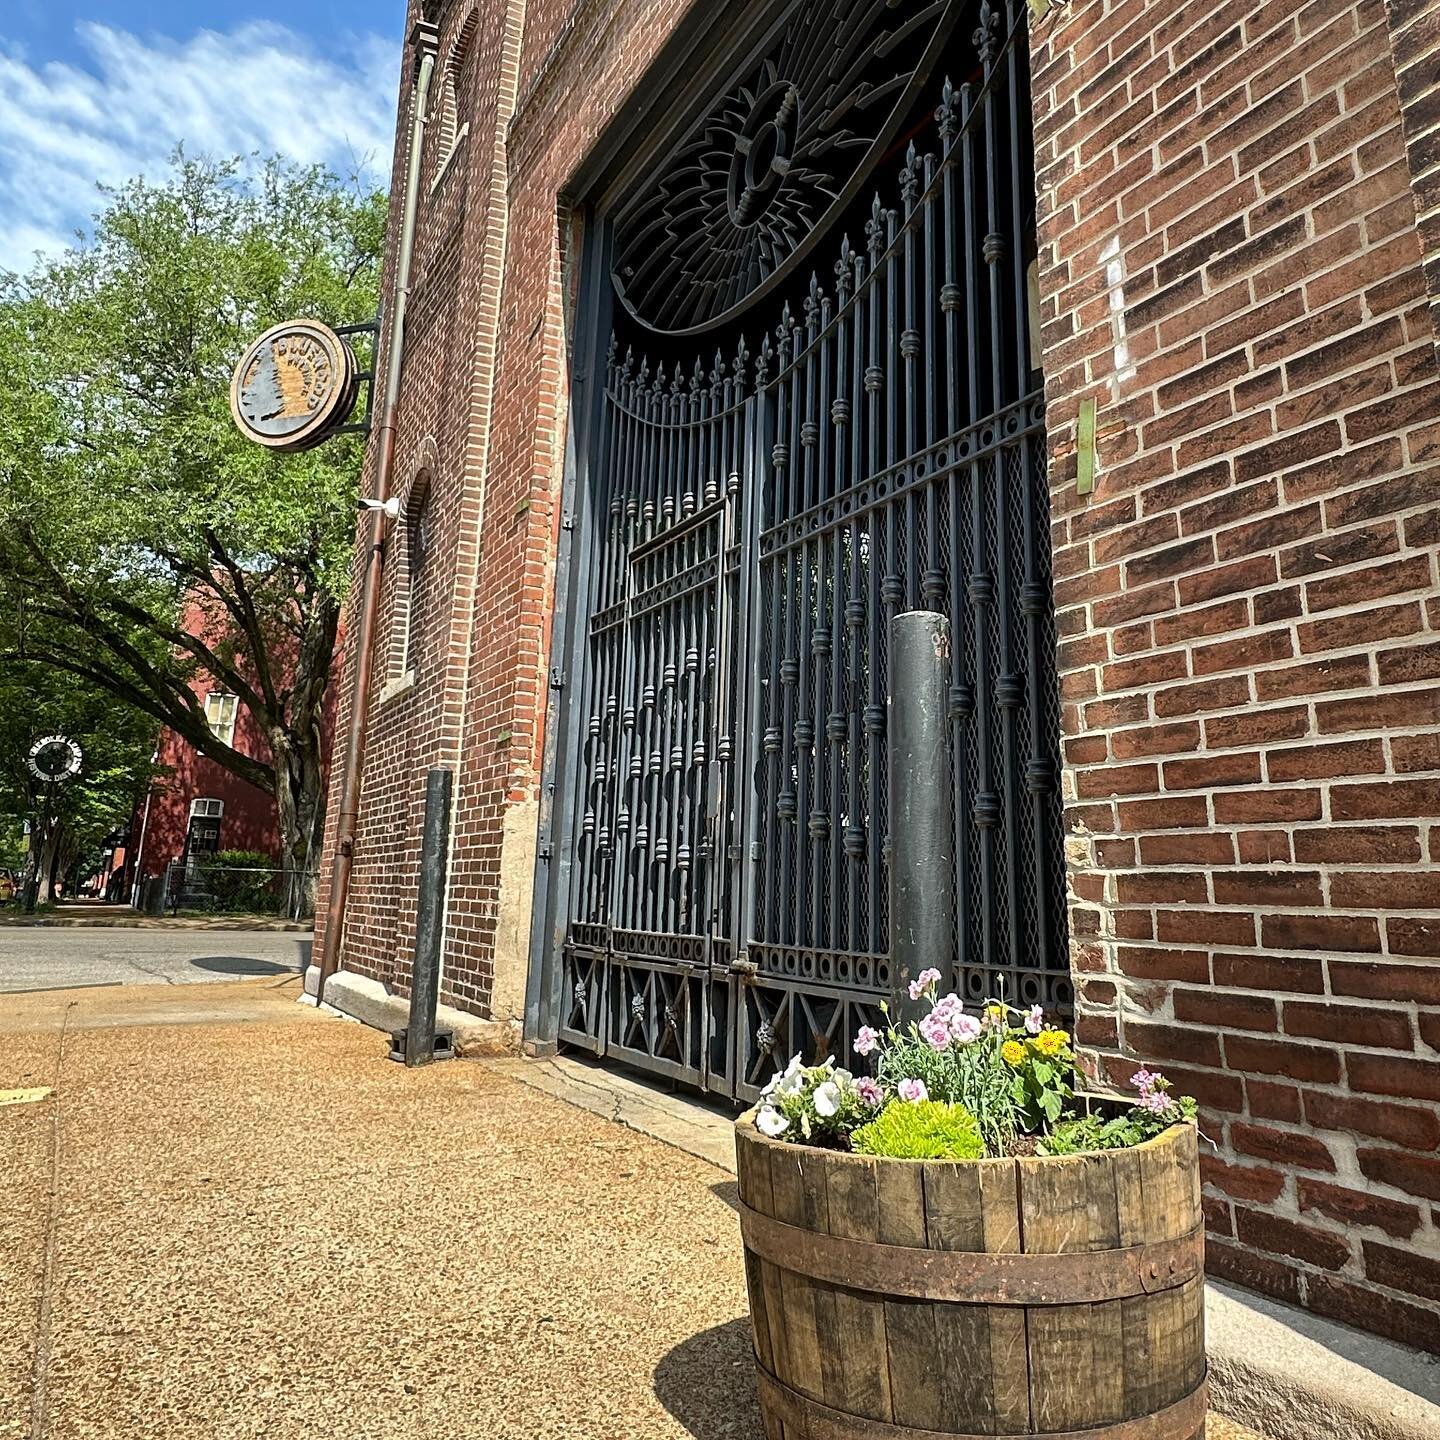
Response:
[[357, 496, 401, 519]]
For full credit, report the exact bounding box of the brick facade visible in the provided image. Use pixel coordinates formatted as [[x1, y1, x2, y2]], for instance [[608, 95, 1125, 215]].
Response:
[[319, 0, 1440, 1349], [1034, 0, 1440, 1352]]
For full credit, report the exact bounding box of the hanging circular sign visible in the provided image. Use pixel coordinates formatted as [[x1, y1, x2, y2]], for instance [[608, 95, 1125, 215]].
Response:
[[27, 735, 82, 783], [229, 319, 359, 453], [610, 0, 964, 335]]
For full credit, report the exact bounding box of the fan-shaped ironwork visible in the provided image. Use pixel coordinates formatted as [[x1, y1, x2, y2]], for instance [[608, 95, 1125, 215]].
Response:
[[611, 0, 959, 336]]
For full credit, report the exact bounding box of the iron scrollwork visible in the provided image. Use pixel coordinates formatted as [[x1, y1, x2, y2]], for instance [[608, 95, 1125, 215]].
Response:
[[611, 0, 963, 336]]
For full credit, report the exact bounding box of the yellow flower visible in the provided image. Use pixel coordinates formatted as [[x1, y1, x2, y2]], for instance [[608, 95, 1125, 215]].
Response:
[[1035, 1028, 1070, 1058], [1001, 1040, 1025, 1067]]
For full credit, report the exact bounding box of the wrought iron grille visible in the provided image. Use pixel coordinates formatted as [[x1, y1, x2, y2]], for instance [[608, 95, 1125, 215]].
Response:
[[550, 0, 1067, 1101]]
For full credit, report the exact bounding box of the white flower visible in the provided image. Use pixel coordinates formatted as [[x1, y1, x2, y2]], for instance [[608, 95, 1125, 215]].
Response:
[[767, 1053, 803, 1095], [813, 1080, 842, 1117], [756, 1106, 789, 1137]]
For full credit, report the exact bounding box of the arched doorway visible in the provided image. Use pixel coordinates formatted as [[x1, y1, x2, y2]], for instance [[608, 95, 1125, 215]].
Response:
[[536, 0, 1067, 1101]]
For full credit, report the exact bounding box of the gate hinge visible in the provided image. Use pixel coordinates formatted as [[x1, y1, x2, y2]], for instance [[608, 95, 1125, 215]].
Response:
[[561, 512, 575, 532], [750, 841, 761, 861], [549, 667, 566, 691], [537, 844, 553, 862]]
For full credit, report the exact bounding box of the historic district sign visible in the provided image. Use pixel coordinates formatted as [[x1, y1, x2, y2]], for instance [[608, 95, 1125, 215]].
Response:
[[229, 319, 359, 452], [27, 734, 83, 783]]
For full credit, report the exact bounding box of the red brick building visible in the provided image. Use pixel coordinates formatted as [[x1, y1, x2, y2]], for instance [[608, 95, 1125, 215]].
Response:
[[129, 684, 282, 898], [317, 0, 1440, 1350]]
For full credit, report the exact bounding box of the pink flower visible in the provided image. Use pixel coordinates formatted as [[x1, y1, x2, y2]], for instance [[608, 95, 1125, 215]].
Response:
[[897, 1078, 929, 1103], [853, 1025, 880, 1057], [1139, 1088, 1175, 1115], [907, 967, 942, 1001], [930, 992, 964, 1024], [1024, 1004, 1044, 1035], [950, 1013, 983, 1044], [1131, 1068, 1158, 1094], [855, 1077, 883, 1107], [919, 1013, 951, 1051]]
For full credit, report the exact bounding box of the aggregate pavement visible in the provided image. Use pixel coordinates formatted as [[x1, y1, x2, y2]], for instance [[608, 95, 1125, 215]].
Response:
[[1, 975, 1264, 1438]]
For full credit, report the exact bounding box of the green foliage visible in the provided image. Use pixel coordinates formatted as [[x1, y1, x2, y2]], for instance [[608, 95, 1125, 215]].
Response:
[[756, 1057, 875, 1147], [851, 1100, 984, 1161], [0, 658, 158, 896], [212, 849, 277, 868], [1037, 1096, 1199, 1157], [0, 152, 386, 881], [1001, 1028, 1076, 1131], [874, 1026, 1022, 1156]]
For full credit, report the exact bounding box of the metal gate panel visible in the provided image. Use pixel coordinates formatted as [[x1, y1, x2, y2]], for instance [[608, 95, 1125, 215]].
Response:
[[544, 0, 1068, 1101]]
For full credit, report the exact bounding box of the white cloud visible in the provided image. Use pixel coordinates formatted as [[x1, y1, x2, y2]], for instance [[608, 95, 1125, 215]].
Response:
[[0, 21, 398, 273]]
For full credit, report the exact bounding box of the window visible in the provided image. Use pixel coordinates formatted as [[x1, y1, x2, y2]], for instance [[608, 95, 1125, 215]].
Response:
[[185, 798, 224, 871], [407, 481, 433, 670], [204, 693, 238, 746], [431, 9, 479, 189]]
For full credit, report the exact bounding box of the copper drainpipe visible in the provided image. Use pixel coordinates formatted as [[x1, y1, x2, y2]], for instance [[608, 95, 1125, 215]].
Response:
[[316, 19, 440, 1004]]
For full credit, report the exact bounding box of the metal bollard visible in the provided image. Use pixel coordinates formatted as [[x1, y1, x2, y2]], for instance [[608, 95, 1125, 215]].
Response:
[[888, 611, 956, 1023], [404, 767, 453, 1066]]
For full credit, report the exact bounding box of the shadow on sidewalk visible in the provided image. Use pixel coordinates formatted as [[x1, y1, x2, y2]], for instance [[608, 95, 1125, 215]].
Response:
[[654, 1318, 763, 1439]]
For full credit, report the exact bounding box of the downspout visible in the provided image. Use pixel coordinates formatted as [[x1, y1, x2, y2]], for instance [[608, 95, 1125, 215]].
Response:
[[316, 19, 440, 1003]]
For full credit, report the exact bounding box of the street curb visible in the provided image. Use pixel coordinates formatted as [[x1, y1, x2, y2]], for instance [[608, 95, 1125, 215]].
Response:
[[1206, 1282, 1440, 1440], [301, 965, 520, 1057], [0, 917, 309, 931]]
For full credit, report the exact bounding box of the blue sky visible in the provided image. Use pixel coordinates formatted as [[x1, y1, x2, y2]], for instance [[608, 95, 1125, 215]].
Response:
[[0, 1, 404, 272]]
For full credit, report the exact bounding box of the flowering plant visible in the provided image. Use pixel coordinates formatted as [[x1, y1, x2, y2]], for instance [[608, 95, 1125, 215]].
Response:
[[754, 1053, 881, 1145], [1038, 1068, 1198, 1156], [752, 968, 1195, 1160]]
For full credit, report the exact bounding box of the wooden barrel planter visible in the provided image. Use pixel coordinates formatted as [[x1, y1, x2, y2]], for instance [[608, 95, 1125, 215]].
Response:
[[735, 1115, 1205, 1440]]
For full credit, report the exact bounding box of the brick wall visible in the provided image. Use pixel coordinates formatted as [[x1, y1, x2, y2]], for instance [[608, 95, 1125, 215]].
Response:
[[1032, 0, 1440, 1351], [315, 0, 704, 1017]]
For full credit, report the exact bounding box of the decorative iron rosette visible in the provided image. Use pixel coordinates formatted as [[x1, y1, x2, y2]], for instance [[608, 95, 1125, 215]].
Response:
[[611, 0, 962, 336]]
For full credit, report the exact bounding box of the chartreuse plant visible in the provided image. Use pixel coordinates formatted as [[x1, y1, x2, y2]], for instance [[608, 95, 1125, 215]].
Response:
[[753, 969, 1197, 1160], [851, 1100, 983, 1160]]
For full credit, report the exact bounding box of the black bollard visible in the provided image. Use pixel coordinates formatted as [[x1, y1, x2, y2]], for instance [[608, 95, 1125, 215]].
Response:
[[888, 611, 956, 1023], [404, 767, 453, 1066]]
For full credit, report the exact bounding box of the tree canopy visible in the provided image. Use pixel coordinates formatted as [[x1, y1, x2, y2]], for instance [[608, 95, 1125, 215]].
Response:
[[0, 154, 387, 886], [0, 661, 157, 897]]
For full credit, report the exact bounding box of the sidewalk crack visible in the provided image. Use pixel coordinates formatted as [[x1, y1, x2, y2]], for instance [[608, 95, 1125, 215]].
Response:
[[29, 999, 73, 1440]]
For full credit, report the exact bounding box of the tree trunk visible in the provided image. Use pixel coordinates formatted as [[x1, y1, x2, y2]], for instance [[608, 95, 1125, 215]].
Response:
[[37, 820, 63, 902], [270, 726, 326, 920]]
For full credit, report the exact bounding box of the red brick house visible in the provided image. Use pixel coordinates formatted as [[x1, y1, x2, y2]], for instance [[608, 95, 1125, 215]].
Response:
[[316, 0, 1440, 1351], [129, 682, 282, 901]]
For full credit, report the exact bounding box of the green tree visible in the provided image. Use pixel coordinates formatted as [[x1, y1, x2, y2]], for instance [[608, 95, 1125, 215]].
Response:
[[0, 660, 158, 903], [0, 154, 386, 896]]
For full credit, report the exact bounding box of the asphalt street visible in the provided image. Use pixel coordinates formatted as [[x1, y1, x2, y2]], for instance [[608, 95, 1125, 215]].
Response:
[[0, 927, 310, 993]]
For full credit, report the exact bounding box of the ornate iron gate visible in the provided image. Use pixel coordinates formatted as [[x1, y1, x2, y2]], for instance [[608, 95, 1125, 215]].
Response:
[[542, 0, 1068, 1101]]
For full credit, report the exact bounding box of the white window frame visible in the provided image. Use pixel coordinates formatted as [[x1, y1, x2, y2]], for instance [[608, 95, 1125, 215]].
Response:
[[204, 692, 238, 747], [189, 797, 224, 820]]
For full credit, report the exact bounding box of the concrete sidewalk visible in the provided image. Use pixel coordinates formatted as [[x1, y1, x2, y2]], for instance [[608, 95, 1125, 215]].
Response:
[[1, 979, 1268, 1440]]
